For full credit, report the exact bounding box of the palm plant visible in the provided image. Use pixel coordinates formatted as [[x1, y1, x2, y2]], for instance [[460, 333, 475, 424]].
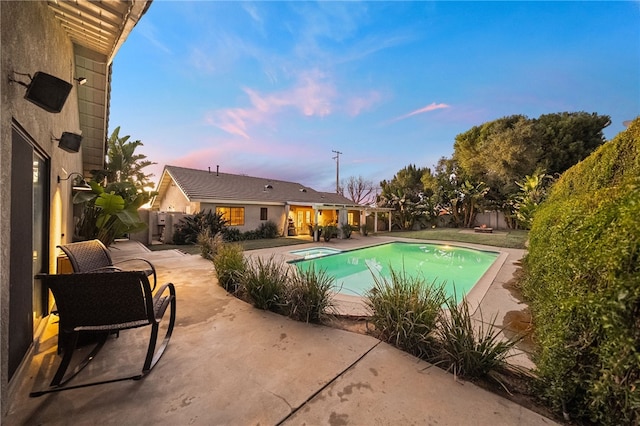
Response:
[[92, 126, 156, 191], [73, 180, 147, 246]]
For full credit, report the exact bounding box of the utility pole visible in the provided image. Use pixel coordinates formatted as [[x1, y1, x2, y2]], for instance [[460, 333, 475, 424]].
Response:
[[332, 150, 342, 193]]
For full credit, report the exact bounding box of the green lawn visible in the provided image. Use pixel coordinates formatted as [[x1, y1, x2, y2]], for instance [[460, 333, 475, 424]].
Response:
[[147, 228, 528, 255], [389, 228, 529, 249]]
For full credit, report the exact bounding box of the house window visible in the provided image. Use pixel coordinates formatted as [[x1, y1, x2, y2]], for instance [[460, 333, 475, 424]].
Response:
[[260, 207, 268, 221], [216, 207, 245, 226]]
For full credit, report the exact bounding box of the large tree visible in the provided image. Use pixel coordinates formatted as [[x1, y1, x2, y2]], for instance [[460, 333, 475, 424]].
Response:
[[93, 126, 156, 191], [534, 112, 611, 175], [453, 115, 541, 203], [427, 157, 489, 228], [378, 164, 435, 230], [341, 175, 376, 205], [452, 112, 610, 224]]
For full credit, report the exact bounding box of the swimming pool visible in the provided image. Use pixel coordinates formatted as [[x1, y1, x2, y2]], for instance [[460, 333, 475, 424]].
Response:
[[289, 247, 342, 259], [291, 242, 499, 298]]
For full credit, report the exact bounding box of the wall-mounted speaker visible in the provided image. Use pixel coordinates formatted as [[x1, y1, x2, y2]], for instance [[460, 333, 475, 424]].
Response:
[[58, 132, 83, 153], [24, 72, 72, 113]]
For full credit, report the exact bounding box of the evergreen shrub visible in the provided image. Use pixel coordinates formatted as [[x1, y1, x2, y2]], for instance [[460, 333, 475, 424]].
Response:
[[522, 118, 639, 423]]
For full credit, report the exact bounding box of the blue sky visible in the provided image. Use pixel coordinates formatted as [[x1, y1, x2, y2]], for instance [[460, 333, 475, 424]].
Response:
[[109, 1, 640, 192]]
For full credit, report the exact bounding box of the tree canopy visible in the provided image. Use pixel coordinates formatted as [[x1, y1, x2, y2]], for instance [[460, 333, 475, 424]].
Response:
[[378, 164, 434, 230], [379, 111, 611, 229], [452, 111, 610, 223], [93, 126, 156, 191]]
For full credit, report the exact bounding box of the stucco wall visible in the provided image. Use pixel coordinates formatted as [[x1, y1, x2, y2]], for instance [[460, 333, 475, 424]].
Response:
[[1, 1, 82, 416], [157, 183, 191, 213], [200, 203, 286, 234]]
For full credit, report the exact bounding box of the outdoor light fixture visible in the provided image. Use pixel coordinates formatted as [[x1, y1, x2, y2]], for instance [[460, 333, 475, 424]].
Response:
[[8, 71, 72, 113], [54, 132, 83, 153], [74, 77, 87, 85], [58, 172, 92, 191]]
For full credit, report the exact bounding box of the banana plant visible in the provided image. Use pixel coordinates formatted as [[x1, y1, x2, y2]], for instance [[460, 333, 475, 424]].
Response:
[[73, 180, 147, 246]]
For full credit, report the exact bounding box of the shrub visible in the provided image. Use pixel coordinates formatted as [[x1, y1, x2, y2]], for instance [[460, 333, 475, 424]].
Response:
[[522, 118, 640, 423], [434, 297, 520, 381], [286, 264, 336, 323], [221, 227, 242, 242], [257, 220, 279, 239], [212, 243, 246, 293], [197, 229, 224, 260], [365, 267, 446, 358], [340, 223, 352, 239], [242, 255, 288, 311], [173, 210, 228, 245], [323, 225, 338, 242]]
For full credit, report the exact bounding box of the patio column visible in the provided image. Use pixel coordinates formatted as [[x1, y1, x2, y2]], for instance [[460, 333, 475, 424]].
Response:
[[338, 208, 348, 238], [283, 204, 290, 237], [374, 211, 378, 233]]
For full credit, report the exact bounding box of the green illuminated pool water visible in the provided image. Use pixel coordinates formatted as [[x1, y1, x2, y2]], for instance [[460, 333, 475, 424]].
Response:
[[292, 242, 499, 297]]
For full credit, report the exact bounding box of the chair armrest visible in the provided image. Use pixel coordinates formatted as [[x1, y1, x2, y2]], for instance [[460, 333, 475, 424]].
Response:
[[114, 258, 157, 291], [152, 282, 176, 321]]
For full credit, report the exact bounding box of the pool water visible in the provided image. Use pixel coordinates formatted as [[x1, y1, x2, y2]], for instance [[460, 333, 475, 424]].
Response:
[[291, 242, 499, 298], [289, 247, 342, 259]]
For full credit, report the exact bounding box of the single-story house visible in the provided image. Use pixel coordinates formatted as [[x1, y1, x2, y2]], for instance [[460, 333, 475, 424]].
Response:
[[0, 1, 151, 418], [148, 165, 392, 241]]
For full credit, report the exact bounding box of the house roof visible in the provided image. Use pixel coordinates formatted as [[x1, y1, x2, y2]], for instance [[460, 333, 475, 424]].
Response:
[[151, 165, 363, 210], [47, 0, 152, 60], [46, 0, 153, 176]]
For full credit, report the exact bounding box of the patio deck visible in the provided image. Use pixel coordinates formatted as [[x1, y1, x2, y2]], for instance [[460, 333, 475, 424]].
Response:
[[4, 236, 556, 425]]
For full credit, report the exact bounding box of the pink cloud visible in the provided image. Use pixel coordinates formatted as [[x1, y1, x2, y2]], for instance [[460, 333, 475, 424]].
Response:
[[388, 102, 451, 123], [346, 91, 382, 116], [205, 69, 336, 138]]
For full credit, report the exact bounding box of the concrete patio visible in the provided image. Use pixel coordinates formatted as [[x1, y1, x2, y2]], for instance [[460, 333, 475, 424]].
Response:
[[5, 235, 557, 425]]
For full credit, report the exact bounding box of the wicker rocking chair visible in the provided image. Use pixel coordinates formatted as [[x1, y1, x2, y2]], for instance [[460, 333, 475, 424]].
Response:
[[30, 271, 176, 397], [58, 239, 157, 290]]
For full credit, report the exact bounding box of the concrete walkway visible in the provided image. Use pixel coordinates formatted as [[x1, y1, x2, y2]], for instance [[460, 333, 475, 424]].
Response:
[[5, 237, 557, 425]]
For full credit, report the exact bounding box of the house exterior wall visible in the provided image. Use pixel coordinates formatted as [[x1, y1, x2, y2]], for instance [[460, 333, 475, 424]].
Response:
[[157, 183, 191, 213], [1, 1, 83, 416], [200, 203, 286, 234]]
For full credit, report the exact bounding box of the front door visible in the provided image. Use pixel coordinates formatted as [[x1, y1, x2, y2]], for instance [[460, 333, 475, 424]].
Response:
[[9, 125, 49, 380]]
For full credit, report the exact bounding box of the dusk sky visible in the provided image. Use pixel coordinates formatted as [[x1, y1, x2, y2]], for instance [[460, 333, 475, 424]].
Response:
[[109, 1, 640, 193]]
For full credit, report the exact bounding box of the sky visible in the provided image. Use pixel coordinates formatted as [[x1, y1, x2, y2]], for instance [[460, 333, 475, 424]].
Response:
[[109, 1, 640, 193]]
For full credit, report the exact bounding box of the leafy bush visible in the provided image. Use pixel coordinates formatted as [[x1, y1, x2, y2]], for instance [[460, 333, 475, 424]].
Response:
[[434, 298, 520, 381], [522, 118, 640, 423], [212, 243, 246, 293], [173, 210, 228, 245], [365, 267, 446, 358], [221, 227, 242, 242], [257, 220, 279, 239], [323, 225, 338, 242], [286, 265, 336, 323], [340, 223, 353, 239], [218, 221, 279, 242], [73, 181, 147, 246], [242, 255, 288, 311]]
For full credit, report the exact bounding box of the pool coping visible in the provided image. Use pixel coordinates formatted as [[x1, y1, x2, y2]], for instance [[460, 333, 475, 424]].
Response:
[[246, 235, 521, 318]]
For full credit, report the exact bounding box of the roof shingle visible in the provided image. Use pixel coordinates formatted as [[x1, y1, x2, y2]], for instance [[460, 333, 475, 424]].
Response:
[[163, 165, 360, 206]]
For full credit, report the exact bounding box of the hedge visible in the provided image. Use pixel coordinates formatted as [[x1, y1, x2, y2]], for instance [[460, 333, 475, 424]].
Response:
[[522, 117, 639, 423]]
